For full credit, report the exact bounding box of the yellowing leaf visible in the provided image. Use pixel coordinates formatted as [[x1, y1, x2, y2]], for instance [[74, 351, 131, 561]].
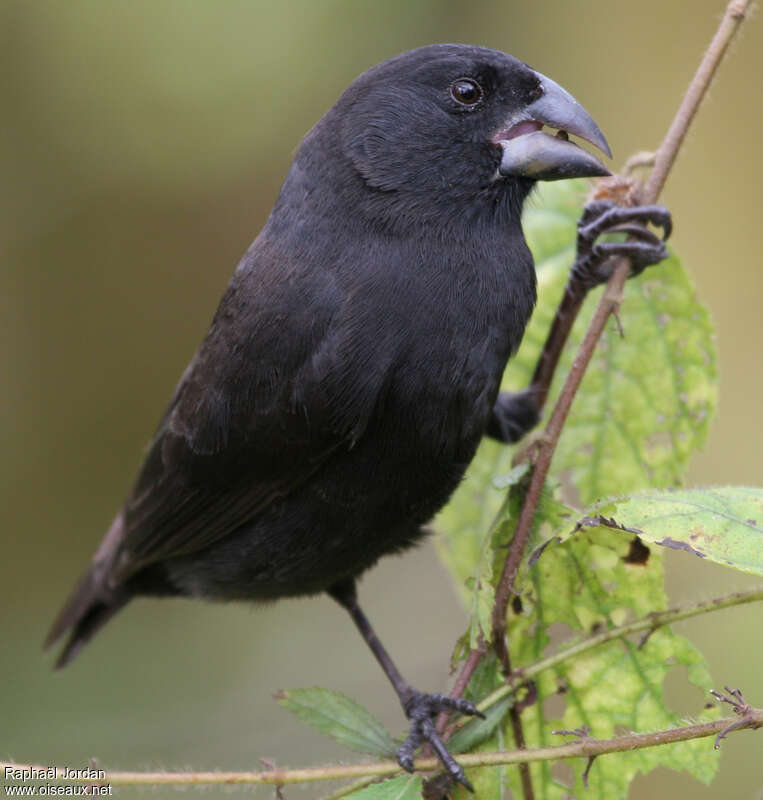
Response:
[[587, 486, 763, 575]]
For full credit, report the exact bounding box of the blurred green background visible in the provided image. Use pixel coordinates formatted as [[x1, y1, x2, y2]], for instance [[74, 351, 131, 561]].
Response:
[[2, 1, 761, 797]]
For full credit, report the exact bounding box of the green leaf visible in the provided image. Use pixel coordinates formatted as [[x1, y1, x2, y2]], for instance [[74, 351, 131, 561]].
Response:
[[492, 462, 530, 489], [448, 695, 513, 754], [435, 181, 721, 796], [436, 437, 514, 594], [502, 522, 719, 798], [436, 178, 717, 591], [344, 775, 423, 800], [585, 486, 763, 575], [451, 731, 511, 800], [438, 458, 530, 648], [465, 495, 510, 650], [275, 687, 396, 758], [438, 467, 573, 649], [446, 653, 513, 797], [508, 180, 718, 504]]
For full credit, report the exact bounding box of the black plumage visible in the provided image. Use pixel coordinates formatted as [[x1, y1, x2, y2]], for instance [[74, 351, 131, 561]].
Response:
[[46, 44, 621, 786]]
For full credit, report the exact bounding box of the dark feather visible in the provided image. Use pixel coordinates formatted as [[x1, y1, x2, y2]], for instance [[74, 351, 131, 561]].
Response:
[[47, 43, 546, 663]]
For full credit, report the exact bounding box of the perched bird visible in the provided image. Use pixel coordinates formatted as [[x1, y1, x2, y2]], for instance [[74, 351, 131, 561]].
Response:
[[46, 44, 670, 788]]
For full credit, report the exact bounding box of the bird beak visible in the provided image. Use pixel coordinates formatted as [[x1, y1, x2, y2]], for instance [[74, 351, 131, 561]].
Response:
[[496, 71, 612, 181]]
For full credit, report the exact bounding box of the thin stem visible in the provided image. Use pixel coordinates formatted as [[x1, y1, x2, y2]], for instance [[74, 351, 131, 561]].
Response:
[[446, 2, 753, 762], [488, 0, 753, 679], [509, 701, 535, 800], [435, 644, 484, 735], [4, 708, 760, 787], [470, 588, 763, 720], [642, 0, 752, 202]]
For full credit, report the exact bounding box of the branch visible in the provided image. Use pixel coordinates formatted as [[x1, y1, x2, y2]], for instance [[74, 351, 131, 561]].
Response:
[[464, 588, 763, 722], [642, 0, 752, 202], [4, 707, 761, 787], [486, 0, 753, 670], [440, 5, 755, 775]]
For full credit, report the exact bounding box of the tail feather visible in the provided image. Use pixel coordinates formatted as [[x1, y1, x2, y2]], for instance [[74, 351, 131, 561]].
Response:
[[46, 582, 129, 669], [45, 513, 130, 668]]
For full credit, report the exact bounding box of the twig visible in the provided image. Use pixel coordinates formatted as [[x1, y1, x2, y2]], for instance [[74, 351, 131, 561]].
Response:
[[446, 646, 485, 713], [4, 707, 760, 787], [508, 699, 534, 800], [13, 584, 756, 799], [458, 588, 763, 724], [642, 0, 752, 202], [442, 10, 754, 791], [488, 0, 752, 677]]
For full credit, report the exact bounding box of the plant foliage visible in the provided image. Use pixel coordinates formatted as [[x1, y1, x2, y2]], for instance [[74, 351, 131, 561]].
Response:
[[278, 180, 762, 799]]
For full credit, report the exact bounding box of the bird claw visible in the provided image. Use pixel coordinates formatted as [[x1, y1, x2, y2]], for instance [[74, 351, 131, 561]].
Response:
[[487, 388, 542, 444], [396, 691, 482, 792], [571, 200, 672, 290]]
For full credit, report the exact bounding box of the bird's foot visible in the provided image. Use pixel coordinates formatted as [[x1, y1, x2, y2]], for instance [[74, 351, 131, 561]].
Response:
[[397, 691, 483, 792], [571, 200, 672, 290], [487, 388, 542, 444]]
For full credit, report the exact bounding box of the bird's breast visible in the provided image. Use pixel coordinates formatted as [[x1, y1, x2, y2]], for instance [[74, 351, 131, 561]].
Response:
[[347, 236, 536, 517]]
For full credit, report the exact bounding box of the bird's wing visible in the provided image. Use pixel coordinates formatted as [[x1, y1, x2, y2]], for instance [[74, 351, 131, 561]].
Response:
[[110, 246, 393, 582]]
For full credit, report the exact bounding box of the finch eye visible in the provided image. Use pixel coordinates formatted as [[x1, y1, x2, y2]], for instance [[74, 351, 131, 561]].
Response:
[[450, 78, 483, 106]]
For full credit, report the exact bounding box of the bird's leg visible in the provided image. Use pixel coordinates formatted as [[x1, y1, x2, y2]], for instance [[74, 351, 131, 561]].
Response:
[[486, 200, 672, 444], [328, 578, 483, 791]]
